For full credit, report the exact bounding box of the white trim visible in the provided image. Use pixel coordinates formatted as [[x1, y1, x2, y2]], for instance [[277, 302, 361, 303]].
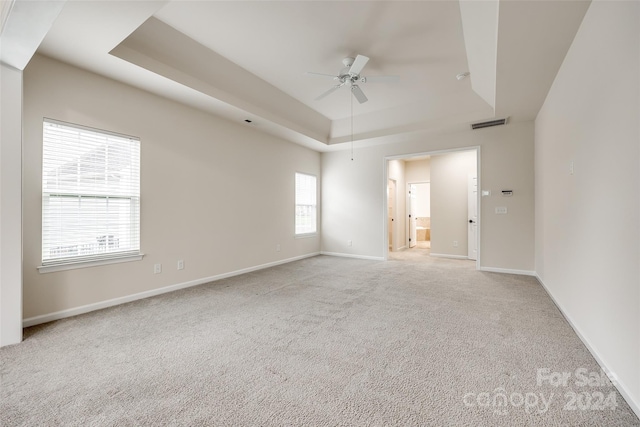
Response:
[[388, 178, 397, 252], [429, 253, 470, 260], [396, 245, 407, 251], [385, 146, 481, 161], [38, 253, 144, 273], [535, 274, 640, 420], [475, 146, 482, 271], [294, 233, 318, 239], [44, 117, 140, 141], [479, 266, 536, 276], [320, 251, 385, 261], [24, 252, 320, 328]]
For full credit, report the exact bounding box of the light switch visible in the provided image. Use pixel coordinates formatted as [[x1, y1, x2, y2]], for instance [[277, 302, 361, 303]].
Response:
[[495, 207, 508, 214]]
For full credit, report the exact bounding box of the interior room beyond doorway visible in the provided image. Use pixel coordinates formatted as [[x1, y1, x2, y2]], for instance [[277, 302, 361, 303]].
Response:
[[386, 148, 478, 263]]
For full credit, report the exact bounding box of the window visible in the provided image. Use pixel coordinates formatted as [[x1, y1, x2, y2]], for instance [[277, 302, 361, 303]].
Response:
[[295, 172, 317, 235], [41, 119, 141, 268]]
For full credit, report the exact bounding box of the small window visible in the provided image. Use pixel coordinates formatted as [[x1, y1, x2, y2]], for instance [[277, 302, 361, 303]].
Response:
[[41, 119, 141, 266], [295, 172, 317, 235]]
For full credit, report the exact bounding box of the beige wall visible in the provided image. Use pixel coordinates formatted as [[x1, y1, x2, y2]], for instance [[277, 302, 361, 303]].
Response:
[[405, 158, 430, 184], [535, 0, 639, 414], [23, 54, 320, 319], [430, 150, 476, 257], [322, 121, 535, 271]]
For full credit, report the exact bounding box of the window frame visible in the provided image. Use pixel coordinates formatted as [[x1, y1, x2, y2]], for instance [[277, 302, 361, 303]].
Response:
[[294, 172, 318, 237], [38, 119, 143, 273]]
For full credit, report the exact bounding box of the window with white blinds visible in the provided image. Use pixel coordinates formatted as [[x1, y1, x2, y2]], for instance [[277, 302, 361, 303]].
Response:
[[295, 172, 317, 235], [42, 119, 141, 265]]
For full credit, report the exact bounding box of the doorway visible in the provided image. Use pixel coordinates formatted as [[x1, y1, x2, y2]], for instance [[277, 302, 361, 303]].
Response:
[[384, 147, 480, 268]]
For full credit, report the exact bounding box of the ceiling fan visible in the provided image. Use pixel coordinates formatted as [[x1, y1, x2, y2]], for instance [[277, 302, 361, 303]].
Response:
[[306, 54, 399, 104]]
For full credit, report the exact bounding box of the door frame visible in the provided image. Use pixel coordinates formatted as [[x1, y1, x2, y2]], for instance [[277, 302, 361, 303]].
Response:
[[383, 146, 481, 271], [467, 174, 478, 261], [387, 178, 397, 252]]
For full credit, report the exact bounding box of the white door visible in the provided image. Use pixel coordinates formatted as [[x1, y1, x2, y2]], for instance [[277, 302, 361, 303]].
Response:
[[467, 175, 478, 260], [388, 179, 396, 251], [409, 184, 417, 248], [409, 183, 430, 248]]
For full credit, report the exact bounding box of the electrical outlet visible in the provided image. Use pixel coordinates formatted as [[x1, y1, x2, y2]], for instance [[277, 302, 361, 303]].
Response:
[[453, 241, 458, 247], [276, 244, 281, 252], [154, 263, 162, 274], [177, 260, 184, 270], [347, 240, 352, 247]]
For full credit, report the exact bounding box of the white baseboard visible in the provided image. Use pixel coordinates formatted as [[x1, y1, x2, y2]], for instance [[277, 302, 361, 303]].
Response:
[[23, 252, 320, 328], [535, 274, 640, 420], [480, 266, 536, 276], [429, 253, 469, 260], [320, 251, 385, 261], [397, 245, 408, 251]]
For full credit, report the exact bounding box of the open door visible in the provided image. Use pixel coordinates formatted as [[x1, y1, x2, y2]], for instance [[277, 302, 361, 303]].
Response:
[[388, 179, 396, 251], [408, 184, 417, 248], [468, 174, 478, 260], [408, 183, 430, 249]]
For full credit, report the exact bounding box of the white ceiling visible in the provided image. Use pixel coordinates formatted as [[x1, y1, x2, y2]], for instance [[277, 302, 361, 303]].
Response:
[[21, 0, 591, 151]]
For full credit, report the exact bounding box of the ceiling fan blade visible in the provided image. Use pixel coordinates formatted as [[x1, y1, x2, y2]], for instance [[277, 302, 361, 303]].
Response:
[[315, 83, 344, 101], [361, 75, 400, 83], [305, 72, 339, 80], [351, 85, 368, 104], [349, 54, 370, 75]]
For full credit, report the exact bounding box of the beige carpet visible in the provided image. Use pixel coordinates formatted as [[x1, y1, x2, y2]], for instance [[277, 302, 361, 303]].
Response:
[[1, 254, 638, 426]]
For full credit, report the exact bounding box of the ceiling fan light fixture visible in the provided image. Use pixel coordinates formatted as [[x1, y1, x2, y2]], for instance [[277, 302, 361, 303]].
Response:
[[342, 57, 355, 67]]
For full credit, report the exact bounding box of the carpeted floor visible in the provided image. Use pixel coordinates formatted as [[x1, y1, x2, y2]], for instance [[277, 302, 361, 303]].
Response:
[[1, 252, 638, 426]]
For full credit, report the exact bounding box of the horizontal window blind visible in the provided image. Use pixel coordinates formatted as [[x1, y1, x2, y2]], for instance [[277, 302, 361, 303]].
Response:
[[295, 172, 317, 235], [42, 119, 140, 264]]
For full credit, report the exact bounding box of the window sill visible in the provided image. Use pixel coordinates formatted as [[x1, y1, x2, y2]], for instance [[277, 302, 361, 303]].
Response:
[[38, 253, 145, 274], [295, 233, 318, 239]]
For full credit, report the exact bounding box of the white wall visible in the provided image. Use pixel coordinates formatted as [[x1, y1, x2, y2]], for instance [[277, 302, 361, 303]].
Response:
[[430, 150, 476, 257], [22, 54, 320, 320], [535, 0, 639, 415], [322, 121, 535, 271], [0, 63, 23, 346]]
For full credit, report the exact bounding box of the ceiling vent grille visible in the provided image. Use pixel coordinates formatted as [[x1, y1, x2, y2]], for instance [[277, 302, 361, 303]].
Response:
[[471, 118, 508, 130]]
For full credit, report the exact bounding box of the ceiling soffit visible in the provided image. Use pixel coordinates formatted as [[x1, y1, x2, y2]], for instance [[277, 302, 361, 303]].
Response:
[[30, 1, 591, 149]]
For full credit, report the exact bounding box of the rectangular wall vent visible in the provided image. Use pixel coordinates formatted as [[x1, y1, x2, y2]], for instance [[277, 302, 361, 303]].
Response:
[[471, 118, 508, 130]]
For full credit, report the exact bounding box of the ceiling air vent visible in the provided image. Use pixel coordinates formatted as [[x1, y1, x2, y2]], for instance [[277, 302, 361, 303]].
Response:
[[471, 118, 508, 130]]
